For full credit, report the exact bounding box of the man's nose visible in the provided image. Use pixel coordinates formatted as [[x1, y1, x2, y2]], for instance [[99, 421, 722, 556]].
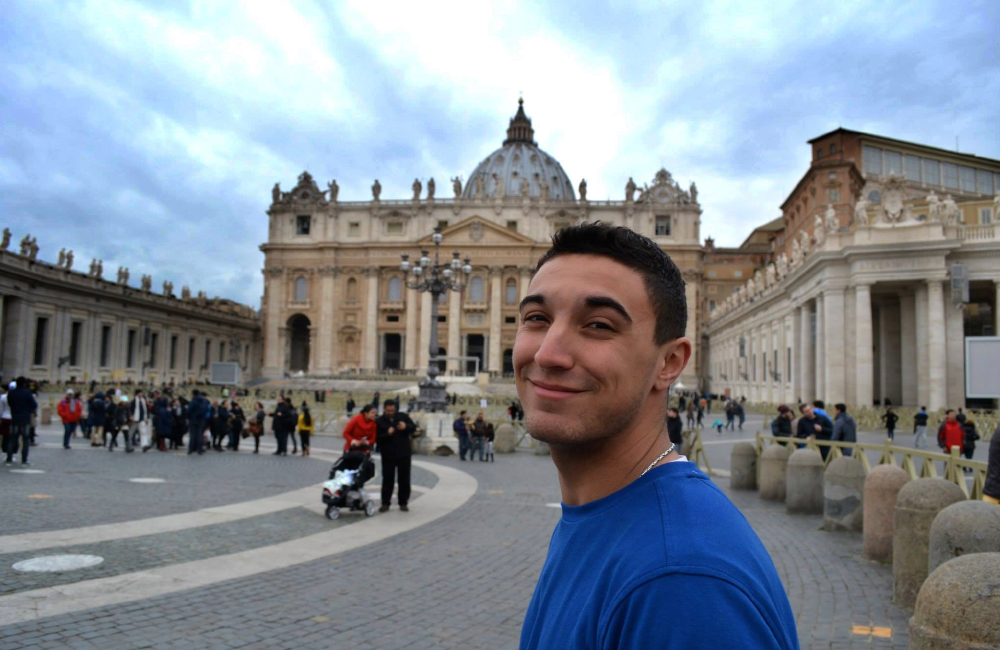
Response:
[[533, 320, 574, 370]]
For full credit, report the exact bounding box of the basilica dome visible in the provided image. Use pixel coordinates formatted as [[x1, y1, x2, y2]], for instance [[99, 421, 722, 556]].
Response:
[[462, 99, 576, 201]]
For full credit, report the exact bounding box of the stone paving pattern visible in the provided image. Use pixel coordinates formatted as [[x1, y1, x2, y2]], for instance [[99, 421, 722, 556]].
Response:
[[0, 431, 914, 650]]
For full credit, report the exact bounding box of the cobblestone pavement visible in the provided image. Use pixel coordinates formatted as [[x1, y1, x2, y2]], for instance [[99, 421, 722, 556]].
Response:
[[0, 426, 912, 649]]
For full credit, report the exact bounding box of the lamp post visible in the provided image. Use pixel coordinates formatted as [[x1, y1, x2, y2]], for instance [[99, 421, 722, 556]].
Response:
[[400, 228, 472, 412]]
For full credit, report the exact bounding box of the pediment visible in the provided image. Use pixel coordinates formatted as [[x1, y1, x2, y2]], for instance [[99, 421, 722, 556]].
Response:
[[417, 216, 535, 245]]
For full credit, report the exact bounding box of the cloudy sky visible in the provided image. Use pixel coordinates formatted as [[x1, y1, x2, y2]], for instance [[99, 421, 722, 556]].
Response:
[[2, 0, 997, 307]]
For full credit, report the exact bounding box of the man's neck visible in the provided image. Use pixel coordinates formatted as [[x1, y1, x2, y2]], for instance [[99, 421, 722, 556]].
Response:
[[550, 412, 680, 507]]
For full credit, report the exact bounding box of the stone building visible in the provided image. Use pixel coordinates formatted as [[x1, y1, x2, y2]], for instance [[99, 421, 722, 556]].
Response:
[[705, 181, 999, 409], [260, 100, 705, 386], [0, 237, 260, 385]]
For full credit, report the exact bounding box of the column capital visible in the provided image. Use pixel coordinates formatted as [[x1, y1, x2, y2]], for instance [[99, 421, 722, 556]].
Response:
[[489, 265, 504, 276], [854, 280, 873, 289], [264, 266, 284, 278], [319, 266, 339, 277], [363, 265, 380, 277], [518, 265, 533, 276]]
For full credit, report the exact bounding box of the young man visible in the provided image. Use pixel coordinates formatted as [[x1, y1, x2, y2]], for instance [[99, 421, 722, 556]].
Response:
[[831, 403, 856, 457], [516, 223, 798, 650], [57, 389, 83, 449], [796, 403, 833, 458], [913, 406, 929, 449], [453, 410, 470, 460], [375, 400, 415, 512], [6, 378, 37, 465]]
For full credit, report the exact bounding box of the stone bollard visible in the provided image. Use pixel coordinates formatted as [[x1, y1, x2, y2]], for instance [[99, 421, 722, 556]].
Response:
[[927, 500, 1000, 574], [730, 443, 757, 490], [786, 448, 824, 514], [909, 552, 1000, 650], [863, 465, 910, 562], [335, 416, 351, 435], [823, 456, 865, 532], [40, 406, 52, 425], [534, 439, 550, 456], [494, 423, 516, 454], [412, 435, 433, 456], [759, 444, 791, 502], [892, 478, 966, 609]]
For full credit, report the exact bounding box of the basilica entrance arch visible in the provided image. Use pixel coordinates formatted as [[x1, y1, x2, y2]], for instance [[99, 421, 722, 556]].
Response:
[[287, 314, 310, 373]]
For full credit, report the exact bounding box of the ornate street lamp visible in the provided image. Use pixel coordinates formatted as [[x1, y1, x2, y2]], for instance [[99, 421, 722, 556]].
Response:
[[400, 228, 472, 412]]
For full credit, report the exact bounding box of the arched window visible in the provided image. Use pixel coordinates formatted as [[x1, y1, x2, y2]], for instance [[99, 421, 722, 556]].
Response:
[[388, 276, 402, 302], [469, 276, 484, 302], [346, 277, 358, 302], [505, 278, 517, 304], [294, 277, 308, 302]]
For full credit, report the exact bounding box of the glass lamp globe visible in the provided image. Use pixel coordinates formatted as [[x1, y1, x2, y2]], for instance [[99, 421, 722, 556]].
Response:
[[413, 266, 423, 276], [462, 264, 472, 275], [443, 268, 452, 278], [432, 232, 443, 244]]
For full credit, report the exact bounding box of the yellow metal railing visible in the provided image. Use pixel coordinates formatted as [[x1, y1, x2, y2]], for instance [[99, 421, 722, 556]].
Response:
[[752, 431, 988, 500]]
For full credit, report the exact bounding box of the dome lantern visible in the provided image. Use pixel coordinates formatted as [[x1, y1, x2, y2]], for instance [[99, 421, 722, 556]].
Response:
[[503, 98, 536, 146]]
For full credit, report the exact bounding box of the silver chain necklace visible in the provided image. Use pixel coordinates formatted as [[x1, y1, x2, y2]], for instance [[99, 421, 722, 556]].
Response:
[[639, 442, 676, 478]]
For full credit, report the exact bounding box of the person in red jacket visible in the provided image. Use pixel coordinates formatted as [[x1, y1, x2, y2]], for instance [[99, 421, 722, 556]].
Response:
[[57, 389, 83, 449], [937, 409, 964, 454], [342, 404, 377, 452]]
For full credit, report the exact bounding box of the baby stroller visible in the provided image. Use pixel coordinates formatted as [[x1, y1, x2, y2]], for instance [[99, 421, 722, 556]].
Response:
[[322, 445, 377, 520]]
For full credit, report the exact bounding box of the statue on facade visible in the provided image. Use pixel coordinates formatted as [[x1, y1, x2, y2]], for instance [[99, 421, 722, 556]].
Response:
[[89, 259, 97, 276], [519, 176, 530, 197], [776, 253, 788, 278], [625, 177, 636, 202], [272, 183, 281, 203], [451, 176, 462, 198], [926, 190, 941, 222], [181, 286, 191, 299], [163, 280, 173, 296], [65, 250, 73, 270], [492, 173, 505, 198], [824, 203, 838, 233], [58, 248, 66, 267], [765, 264, 776, 289], [28, 238, 39, 260], [426, 177, 435, 200], [474, 173, 485, 199], [853, 196, 870, 226], [578, 179, 587, 201], [327, 179, 339, 202], [798, 229, 811, 254], [19, 234, 31, 256], [0, 228, 10, 250], [941, 194, 960, 224], [95, 260, 103, 278], [117, 266, 129, 284], [412, 178, 422, 201], [537, 174, 550, 201], [689, 181, 698, 204], [140, 274, 152, 291], [746, 278, 757, 300], [790, 239, 802, 267], [813, 214, 826, 246], [371, 179, 381, 201]]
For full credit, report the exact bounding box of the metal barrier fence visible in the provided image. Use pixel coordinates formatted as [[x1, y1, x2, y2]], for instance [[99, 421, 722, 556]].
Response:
[[750, 432, 989, 500]]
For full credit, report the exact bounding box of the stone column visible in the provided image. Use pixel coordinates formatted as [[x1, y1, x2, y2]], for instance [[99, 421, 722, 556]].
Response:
[[488, 267, 503, 373], [945, 283, 965, 409], [316, 266, 337, 374], [362, 267, 379, 371], [781, 314, 791, 403], [824, 289, 845, 405], [916, 284, 929, 408], [262, 267, 284, 376], [447, 289, 461, 373], [855, 283, 874, 408], [815, 294, 826, 402], [900, 293, 917, 406], [799, 303, 813, 403], [996, 280, 1000, 337], [419, 291, 432, 371], [404, 285, 419, 370], [518, 266, 532, 302], [926, 280, 946, 411]]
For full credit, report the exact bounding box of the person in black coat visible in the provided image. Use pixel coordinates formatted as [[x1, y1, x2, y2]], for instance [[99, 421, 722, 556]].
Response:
[[796, 403, 833, 459], [375, 399, 415, 512], [984, 422, 1000, 505], [665, 408, 683, 449], [270, 399, 291, 456]]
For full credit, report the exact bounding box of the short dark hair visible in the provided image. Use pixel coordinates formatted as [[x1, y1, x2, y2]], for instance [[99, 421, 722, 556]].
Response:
[[835, 403, 846, 413], [460, 410, 467, 416], [535, 222, 687, 344], [384, 399, 397, 409], [945, 409, 955, 415], [812, 400, 825, 409], [361, 404, 377, 414]]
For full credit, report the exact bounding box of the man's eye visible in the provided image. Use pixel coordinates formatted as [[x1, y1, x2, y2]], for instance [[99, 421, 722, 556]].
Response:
[[586, 322, 613, 330], [522, 314, 547, 323]]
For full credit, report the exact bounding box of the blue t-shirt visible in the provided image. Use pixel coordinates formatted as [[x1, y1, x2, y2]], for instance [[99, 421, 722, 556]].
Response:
[[519, 461, 799, 650]]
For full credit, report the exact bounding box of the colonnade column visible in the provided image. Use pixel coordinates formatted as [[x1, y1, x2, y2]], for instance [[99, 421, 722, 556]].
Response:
[[995, 280, 1000, 337], [262, 268, 284, 376], [404, 285, 419, 370], [926, 280, 947, 411], [317, 267, 336, 374], [900, 293, 917, 405], [362, 267, 379, 371], [815, 296, 825, 402], [518, 266, 532, 303], [763, 323, 772, 403], [824, 289, 845, 405], [447, 289, 461, 373], [419, 291, 432, 372], [799, 302, 813, 403], [488, 267, 503, 373], [915, 284, 929, 408], [855, 283, 874, 408]]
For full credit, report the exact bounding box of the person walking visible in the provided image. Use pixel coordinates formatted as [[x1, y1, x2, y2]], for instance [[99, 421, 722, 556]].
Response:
[[128, 389, 151, 452], [831, 403, 857, 457], [684, 401, 695, 429], [0, 383, 12, 460], [375, 400, 415, 512], [724, 401, 735, 431], [89, 391, 107, 447], [250, 402, 266, 453], [57, 389, 82, 449], [736, 398, 746, 430], [108, 395, 133, 452], [172, 397, 187, 450], [666, 407, 683, 449], [453, 410, 470, 461], [297, 403, 313, 456], [157, 399, 175, 452], [346, 394, 356, 417], [882, 406, 898, 441], [983, 421, 1000, 506], [913, 406, 929, 449], [228, 401, 245, 451], [270, 398, 291, 456], [470, 412, 488, 461], [485, 420, 495, 462], [958, 413, 979, 471], [283, 398, 298, 454], [79, 392, 92, 440], [342, 404, 377, 451], [936, 409, 964, 455], [186, 390, 211, 455]]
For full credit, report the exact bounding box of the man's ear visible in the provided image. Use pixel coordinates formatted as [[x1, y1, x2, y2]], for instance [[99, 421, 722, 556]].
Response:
[[653, 337, 692, 392]]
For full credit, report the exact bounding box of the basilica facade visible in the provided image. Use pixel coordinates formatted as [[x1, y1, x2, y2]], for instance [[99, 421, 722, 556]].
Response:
[[260, 100, 705, 387]]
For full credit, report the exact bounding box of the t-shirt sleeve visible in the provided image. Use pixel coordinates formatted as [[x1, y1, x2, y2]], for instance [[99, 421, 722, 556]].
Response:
[[601, 573, 795, 650]]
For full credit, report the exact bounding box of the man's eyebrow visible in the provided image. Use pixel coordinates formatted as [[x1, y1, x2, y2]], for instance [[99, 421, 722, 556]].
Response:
[[584, 296, 632, 323], [519, 294, 544, 311]]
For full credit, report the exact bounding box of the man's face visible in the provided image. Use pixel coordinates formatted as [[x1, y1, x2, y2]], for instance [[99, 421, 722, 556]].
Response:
[[362, 409, 374, 421], [946, 411, 956, 422], [514, 254, 689, 447], [801, 405, 814, 419], [384, 404, 396, 418]]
